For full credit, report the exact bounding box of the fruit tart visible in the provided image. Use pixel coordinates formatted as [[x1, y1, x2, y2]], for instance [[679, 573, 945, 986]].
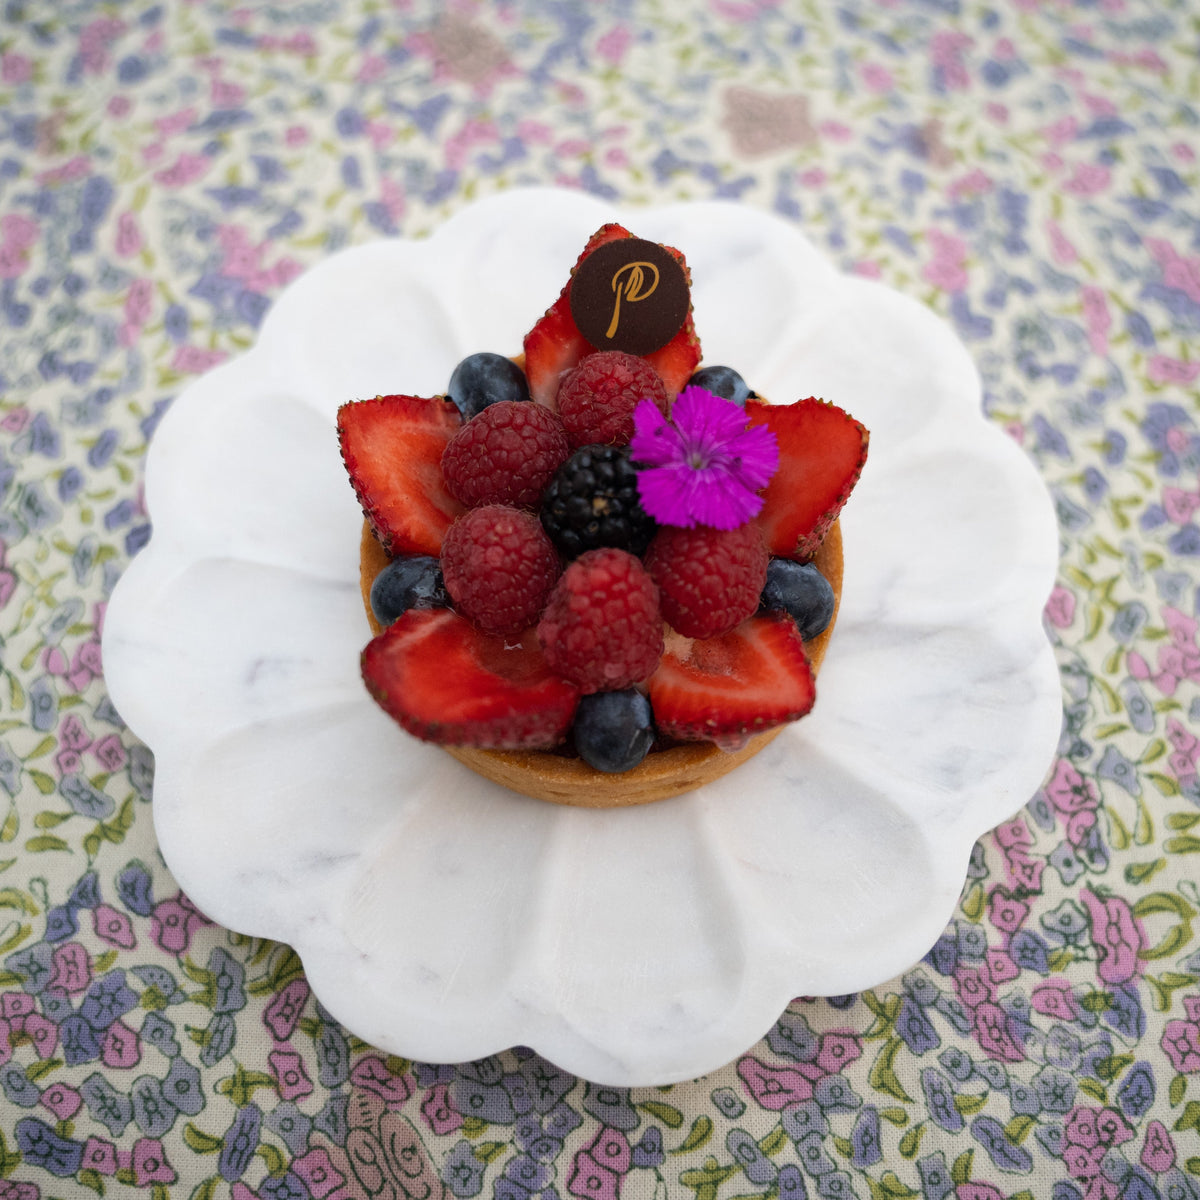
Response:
[[337, 223, 868, 807]]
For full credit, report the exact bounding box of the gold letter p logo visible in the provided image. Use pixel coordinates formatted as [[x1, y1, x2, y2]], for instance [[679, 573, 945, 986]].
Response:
[[606, 261, 660, 340]]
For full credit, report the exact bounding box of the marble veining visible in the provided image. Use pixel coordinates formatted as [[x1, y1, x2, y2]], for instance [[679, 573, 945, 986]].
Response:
[[102, 188, 1062, 1085]]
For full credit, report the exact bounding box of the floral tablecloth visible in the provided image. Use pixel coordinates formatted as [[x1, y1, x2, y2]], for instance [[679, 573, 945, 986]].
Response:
[[2, 1, 1199, 1198]]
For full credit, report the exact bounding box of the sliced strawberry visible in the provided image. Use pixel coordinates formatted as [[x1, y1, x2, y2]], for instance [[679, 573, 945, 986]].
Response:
[[575, 222, 634, 265], [523, 223, 701, 406], [338, 394, 465, 557], [362, 608, 580, 750], [522, 297, 585, 409], [644, 319, 702, 395], [647, 613, 816, 749], [747, 397, 868, 561]]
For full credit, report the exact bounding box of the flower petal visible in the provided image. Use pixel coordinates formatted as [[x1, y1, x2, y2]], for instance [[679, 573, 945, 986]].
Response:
[[629, 399, 683, 469], [724, 422, 779, 491], [689, 468, 765, 530], [630, 387, 779, 530], [637, 462, 702, 527], [672, 385, 751, 451]]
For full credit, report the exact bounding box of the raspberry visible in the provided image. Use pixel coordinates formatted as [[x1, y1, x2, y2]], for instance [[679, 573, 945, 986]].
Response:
[[537, 548, 664, 693], [540, 444, 656, 559], [556, 350, 669, 447], [644, 523, 769, 639], [441, 505, 562, 637], [441, 400, 569, 509]]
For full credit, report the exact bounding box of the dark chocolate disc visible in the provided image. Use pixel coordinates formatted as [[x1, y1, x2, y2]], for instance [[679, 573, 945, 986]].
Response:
[[569, 237, 690, 356]]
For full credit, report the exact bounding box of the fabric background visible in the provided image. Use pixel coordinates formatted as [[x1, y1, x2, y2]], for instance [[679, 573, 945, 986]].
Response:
[[1, 2, 1199, 1198]]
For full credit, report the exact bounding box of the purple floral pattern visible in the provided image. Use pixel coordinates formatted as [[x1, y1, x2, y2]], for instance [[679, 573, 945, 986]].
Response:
[[1, 0, 1199, 1196]]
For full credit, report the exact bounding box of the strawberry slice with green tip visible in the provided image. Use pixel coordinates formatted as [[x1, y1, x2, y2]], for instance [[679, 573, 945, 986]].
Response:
[[648, 613, 816, 749], [747, 396, 868, 561], [523, 223, 701, 407], [362, 608, 580, 749], [338, 394, 465, 558]]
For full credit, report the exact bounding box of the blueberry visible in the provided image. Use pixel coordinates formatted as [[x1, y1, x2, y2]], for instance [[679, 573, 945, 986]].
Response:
[[760, 558, 835, 641], [369, 555, 448, 626], [447, 352, 530, 418], [687, 364, 751, 406], [573, 689, 655, 773]]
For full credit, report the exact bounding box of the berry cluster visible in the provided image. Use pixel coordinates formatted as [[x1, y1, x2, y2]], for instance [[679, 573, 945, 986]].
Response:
[[338, 223, 868, 776]]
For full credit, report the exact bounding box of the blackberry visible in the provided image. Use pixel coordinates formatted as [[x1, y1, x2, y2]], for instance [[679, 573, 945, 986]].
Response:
[[540, 444, 656, 559]]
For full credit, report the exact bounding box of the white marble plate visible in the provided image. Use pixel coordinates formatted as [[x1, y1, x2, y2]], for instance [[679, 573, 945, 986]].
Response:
[[103, 188, 1062, 1086]]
